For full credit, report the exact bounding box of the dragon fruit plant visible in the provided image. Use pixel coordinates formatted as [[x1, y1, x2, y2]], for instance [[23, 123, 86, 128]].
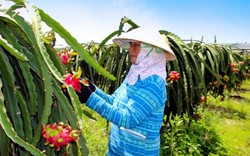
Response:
[[0, 1, 115, 155], [1, 1, 249, 155]]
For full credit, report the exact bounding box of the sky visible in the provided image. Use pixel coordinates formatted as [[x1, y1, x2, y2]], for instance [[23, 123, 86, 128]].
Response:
[[1, 0, 250, 46]]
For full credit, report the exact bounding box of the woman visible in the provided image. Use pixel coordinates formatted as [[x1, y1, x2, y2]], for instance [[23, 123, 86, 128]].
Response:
[[78, 28, 176, 155]]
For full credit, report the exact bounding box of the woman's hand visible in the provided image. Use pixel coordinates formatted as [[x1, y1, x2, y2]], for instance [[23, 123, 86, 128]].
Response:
[[77, 78, 96, 103]]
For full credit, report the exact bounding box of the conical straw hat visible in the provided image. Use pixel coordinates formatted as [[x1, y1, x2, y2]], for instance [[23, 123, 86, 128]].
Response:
[[113, 28, 176, 61]]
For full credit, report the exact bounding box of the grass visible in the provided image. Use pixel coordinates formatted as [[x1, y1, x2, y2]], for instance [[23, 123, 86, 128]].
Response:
[[82, 80, 250, 156], [205, 80, 250, 156], [82, 106, 108, 156]]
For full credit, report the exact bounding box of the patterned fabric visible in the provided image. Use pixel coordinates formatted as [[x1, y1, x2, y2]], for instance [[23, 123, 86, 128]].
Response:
[[125, 43, 167, 85], [86, 75, 167, 156]]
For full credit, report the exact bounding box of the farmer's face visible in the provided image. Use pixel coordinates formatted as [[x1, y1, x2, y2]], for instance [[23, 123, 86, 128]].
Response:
[[129, 42, 141, 64]]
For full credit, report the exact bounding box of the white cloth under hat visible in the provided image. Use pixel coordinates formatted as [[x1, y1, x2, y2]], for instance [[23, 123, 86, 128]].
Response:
[[125, 44, 167, 85]]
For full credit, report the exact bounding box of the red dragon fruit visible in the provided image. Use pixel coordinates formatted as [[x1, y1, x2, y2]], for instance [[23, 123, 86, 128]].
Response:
[[41, 122, 80, 151], [58, 49, 71, 65], [63, 74, 82, 92], [201, 96, 205, 103], [168, 71, 180, 83], [62, 67, 83, 92]]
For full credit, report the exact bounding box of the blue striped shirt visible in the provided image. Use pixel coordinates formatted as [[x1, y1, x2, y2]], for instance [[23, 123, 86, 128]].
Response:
[[86, 75, 167, 156]]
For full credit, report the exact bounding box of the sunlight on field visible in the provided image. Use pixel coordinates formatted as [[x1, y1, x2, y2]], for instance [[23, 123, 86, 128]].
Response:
[[206, 80, 250, 156]]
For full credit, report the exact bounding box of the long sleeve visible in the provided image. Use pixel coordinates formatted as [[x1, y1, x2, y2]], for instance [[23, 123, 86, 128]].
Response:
[[86, 75, 166, 129], [93, 87, 115, 105]]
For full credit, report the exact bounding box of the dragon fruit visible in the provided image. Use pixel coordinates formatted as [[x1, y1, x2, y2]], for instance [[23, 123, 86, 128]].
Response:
[[61, 67, 90, 92], [58, 49, 71, 65], [168, 71, 180, 83], [62, 67, 82, 92], [63, 74, 82, 92], [228, 62, 239, 73], [41, 122, 80, 151], [201, 96, 205, 103]]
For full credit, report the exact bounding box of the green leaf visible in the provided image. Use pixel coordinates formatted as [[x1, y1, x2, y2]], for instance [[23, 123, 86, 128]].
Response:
[[0, 77, 45, 156], [99, 31, 118, 48], [0, 47, 15, 87], [67, 86, 85, 130], [5, 9, 41, 73], [24, 3, 63, 82], [38, 8, 116, 81], [0, 99, 45, 156], [67, 86, 85, 156], [0, 23, 39, 115], [0, 34, 28, 61], [0, 125, 10, 156], [15, 90, 33, 143], [0, 70, 25, 139]]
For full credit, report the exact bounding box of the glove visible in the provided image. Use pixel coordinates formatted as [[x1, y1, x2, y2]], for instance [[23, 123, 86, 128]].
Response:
[[76, 78, 96, 103]]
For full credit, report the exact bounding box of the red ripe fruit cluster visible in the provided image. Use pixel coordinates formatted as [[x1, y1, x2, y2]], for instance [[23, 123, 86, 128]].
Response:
[[168, 71, 180, 83], [63, 74, 82, 92], [58, 50, 71, 65], [41, 123, 80, 151]]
